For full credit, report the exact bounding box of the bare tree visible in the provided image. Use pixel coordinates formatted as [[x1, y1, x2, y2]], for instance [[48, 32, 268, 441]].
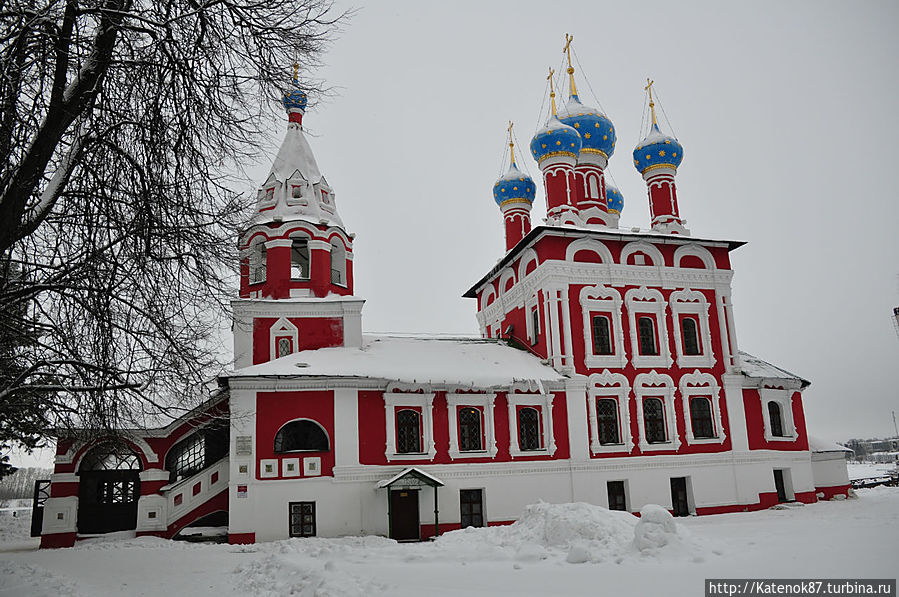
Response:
[[0, 0, 345, 473]]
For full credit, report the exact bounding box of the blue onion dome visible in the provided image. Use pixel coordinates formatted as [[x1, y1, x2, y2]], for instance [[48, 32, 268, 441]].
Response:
[[530, 116, 582, 164], [606, 184, 624, 214], [557, 96, 616, 159], [282, 78, 308, 113], [493, 162, 536, 207], [633, 123, 683, 175]]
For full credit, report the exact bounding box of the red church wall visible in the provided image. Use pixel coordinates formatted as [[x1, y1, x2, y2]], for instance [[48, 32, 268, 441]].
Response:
[[252, 316, 344, 364], [255, 390, 335, 479], [743, 389, 810, 451], [357, 390, 570, 465]]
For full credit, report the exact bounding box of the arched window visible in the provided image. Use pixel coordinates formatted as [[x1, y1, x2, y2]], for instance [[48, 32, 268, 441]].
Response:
[[690, 397, 715, 439], [588, 176, 600, 198], [643, 398, 666, 443], [638, 317, 658, 356], [458, 407, 483, 451], [518, 407, 541, 451], [274, 420, 330, 453], [591, 315, 613, 355], [251, 243, 267, 284], [396, 409, 421, 454], [80, 443, 142, 472], [768, 401, 784, 437], [682, 318, 700, 356], [330, 239, 347, 286], [597, 399, 620, 445], [291, 238, 310, 280]]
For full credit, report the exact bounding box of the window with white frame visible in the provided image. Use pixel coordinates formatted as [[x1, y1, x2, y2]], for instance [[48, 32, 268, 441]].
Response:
[[580, 285, 627, 369], [634, 371, 679, 451], [250, 242, 267, 284], [670, 288, 715, 369], [446, 393, 497, 459], [760, 387, 797, 441], [330, 239, 347, 286], [586, 371, 632, 455], [679, 371, 725, 445], [290, 237, 310, 280], [269, 318, 298, 360], [507, 393, 556, 458], [625, 287, 672, 369], [525, 292, 540, 346], [384, 393, 436, 460]]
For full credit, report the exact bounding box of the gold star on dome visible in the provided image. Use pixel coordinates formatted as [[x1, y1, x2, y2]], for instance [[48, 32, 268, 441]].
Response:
[[513, 186, 518, 191], [570, 142, 575, 147], [634, 159, 639, 165], [519, 177, 525, 181], [672, 152, 677, 157], [595, 123, 600, 128], [645, 154, 651, 159], [574, 123, 580, 128], [665, 140, 671, 144], [659, 149, 666, 157], [584, 132, 591, 139], [603, 135, 608, 140], [501, 188, 506, 192], [556, 140, 562, 146]]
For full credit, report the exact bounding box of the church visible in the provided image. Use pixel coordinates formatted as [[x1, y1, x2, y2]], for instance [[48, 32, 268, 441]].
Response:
[[37, 43, 850, 548]]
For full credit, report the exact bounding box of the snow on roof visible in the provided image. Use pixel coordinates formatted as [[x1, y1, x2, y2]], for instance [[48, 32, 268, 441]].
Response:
[[738, 350, 810, 388], [808, 436, 853, 453], [269, 125, 322, 184], [228, 334, 566, 388]]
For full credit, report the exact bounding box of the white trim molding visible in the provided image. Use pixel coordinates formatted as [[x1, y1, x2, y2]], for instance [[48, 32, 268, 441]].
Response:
[[625, 286, 673, 369], [670, 288, 716, 369], [565, 237, 613, 264], [587, 371, 632, 455], [679, 370, 726, 445], [517, 247, 540, 282], [507, 392, 556, 458], [673, 243, 716, 270], [760, 387, 798, 442], [384, 392, 437, 461], [446, 393, 498, 460], [634, 371, 680, 452], [269, 317, 299, 360], [579, 285, 627, 369], [620, 240, 665, 267]]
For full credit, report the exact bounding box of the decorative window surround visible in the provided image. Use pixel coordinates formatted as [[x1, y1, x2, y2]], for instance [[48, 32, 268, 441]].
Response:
[[384, 393, 437, 461], [565, 238, 613, 264], [634, 371, 680, 452], [679, 370, 725, 445], [670, 288, 716, 369], [580, 285, 627, 369], [269, 317, 299, 360], [587, 371, 632, 455], [625, 287, 673, 369], [507, 393, 556, 458], [525, 291, 540, 345], [760, 387, 798, 441], [499, 267, 516, 295], [517, 247, 539, 282], [620, 241, 665, 267], [673, 244, 715, 270], [446, 393, 498, 459], [481, 285, 497, 311]]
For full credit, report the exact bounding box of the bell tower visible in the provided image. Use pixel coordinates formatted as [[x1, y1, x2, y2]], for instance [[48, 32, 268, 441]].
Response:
[[232, 67, 364, 368]]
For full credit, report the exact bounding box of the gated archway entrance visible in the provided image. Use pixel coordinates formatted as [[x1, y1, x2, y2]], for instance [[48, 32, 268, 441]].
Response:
[[77, 443, 142, 534]]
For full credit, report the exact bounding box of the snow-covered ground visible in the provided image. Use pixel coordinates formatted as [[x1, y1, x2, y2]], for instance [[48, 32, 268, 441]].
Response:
[[847, 461, 898, 480], [1, 488, 897, 597]]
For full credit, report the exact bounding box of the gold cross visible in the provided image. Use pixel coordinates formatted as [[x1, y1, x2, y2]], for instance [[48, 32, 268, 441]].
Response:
[[547, 67, 557, 115], [293, 61, 299, 81], [507, 121, 516, 163], [645, 78, 658, 125], [563, 34, 574, 67]]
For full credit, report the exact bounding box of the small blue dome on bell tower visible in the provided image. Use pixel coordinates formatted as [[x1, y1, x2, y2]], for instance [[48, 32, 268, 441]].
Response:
[[282, 62, 308, 113]]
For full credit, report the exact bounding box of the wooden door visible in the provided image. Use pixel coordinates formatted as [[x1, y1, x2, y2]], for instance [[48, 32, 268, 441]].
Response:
[[390, 489, 420, 541], [77, 470, 140, 534], [670, 477, 690, 517], [774, 469, 787, 502]]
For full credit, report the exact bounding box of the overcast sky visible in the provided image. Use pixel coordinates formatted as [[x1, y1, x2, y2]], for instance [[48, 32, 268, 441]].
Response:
[[10, 0, 899, 469]]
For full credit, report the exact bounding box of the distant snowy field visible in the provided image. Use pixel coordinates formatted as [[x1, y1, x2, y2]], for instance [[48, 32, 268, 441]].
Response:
[[1, 488, 897, 597]]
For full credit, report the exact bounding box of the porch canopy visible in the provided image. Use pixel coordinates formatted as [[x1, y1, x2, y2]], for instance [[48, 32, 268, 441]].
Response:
[[377, 468, 444, 539]]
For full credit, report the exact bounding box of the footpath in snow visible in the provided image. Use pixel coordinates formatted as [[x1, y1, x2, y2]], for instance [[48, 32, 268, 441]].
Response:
[[1, 487, 897, 597]]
